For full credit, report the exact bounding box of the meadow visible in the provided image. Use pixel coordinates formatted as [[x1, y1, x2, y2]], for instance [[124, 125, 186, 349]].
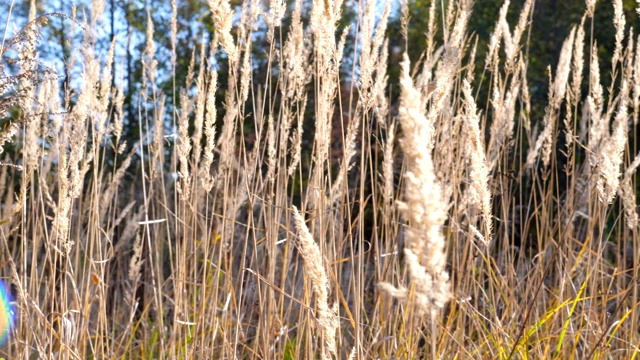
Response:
[[1, 0, 640, 358]]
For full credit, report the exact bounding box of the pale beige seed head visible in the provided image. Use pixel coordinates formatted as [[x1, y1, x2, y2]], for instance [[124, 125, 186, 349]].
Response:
[[378, 54, 451, 317]]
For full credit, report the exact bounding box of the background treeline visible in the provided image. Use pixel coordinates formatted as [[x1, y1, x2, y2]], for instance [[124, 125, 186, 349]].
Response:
[[5, 0, 638, 157]]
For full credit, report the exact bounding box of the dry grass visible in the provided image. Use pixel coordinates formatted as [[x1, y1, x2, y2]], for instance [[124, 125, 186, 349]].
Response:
[[1, 0, 640, 358]]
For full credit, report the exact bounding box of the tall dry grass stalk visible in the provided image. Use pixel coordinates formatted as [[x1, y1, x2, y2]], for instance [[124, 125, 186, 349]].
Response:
[[292, 205, 338, 360], [378, 54, 451, 318], [526, 27, 575, 169], [462, 79, 493, 242]]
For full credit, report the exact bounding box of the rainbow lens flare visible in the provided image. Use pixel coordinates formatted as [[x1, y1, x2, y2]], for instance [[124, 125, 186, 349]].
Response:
[[0, 280, 13, 345]]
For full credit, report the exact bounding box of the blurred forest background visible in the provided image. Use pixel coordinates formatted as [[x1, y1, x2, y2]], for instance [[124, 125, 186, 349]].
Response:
[[3, 0, 639, 162]]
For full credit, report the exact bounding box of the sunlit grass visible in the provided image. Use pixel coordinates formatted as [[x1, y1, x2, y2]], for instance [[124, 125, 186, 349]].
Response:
[[1, 0, 640, 358]]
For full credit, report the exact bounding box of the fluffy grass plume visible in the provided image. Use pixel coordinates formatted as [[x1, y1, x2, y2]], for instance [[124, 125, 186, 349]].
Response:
[[378, 54, 451, 317]]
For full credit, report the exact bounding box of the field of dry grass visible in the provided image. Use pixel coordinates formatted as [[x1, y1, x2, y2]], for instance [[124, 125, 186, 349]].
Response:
[[2, 0, 640, 358]]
